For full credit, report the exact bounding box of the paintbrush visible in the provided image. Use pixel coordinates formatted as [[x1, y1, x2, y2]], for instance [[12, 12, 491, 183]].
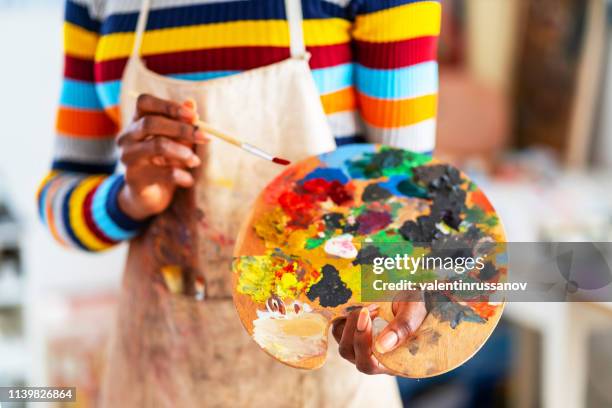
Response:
[[194, 120, 291, 166], [128, 91, 291, 166]]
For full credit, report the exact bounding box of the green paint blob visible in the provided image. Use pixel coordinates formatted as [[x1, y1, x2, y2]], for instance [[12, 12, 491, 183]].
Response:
[[465, 206, 499, 228], [305, 237, 325, 249], [369, 229, 413, 257], [397, 179, 429, 198], [346, 147, 431, 179]]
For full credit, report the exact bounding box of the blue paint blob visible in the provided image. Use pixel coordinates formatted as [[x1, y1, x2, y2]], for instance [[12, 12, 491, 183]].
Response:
[[301, 167, 350, 184], [319, 144, 376, 175]]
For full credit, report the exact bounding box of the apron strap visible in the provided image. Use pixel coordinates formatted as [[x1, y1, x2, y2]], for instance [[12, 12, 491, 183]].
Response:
[[131, 0, 152, 60], [285, 0, 307, 58], [131, 0, 306, 60]]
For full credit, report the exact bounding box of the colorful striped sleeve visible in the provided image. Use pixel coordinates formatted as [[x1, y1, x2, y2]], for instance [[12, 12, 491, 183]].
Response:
[[37, 0, 146, 252], [352, 0, 441, 154]]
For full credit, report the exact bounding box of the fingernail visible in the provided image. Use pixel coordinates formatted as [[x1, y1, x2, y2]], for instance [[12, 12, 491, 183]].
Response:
[[188, 155, 201, 168], [179, 107, 195, 120], [357, 308, 370, 332], [375, 331, 398, 354], [183, 98, 196, 109]]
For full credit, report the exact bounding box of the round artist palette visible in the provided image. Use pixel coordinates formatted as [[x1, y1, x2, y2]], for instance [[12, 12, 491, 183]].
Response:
[[232, 144, 507, 378]]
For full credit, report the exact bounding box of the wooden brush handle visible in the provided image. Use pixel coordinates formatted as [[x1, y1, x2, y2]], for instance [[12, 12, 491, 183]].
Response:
[[196, 120, 242, 147]]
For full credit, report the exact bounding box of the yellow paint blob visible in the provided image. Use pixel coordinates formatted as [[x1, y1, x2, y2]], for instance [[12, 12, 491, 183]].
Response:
[[235, 257, 275, 303], [278, 314, 328, 337], [254, 207, 289, 248]]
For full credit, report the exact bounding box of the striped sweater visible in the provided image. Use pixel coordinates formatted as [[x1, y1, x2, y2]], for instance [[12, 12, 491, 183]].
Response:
[[37, 0, 441, 251]]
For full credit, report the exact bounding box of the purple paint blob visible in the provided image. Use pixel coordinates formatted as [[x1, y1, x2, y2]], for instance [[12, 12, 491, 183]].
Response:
[[356, 211, 392, 235]]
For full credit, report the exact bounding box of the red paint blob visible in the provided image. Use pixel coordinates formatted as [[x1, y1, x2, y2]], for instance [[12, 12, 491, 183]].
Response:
[[279, 177, 353, 226], [273, 157, 291, 166], [301, 178, 352, 205], [328, 180, 352, 205], [302, 178, 331, 201], [278, 191, 315, 224]]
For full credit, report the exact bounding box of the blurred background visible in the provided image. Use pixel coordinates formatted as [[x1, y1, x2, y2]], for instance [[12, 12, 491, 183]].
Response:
[[0, 0, 612, 407]]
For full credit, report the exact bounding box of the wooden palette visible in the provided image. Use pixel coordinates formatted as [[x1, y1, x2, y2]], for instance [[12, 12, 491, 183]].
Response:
[[232, 144, 507, 377]]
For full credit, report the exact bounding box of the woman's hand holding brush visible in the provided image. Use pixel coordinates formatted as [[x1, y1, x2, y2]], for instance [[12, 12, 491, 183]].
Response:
[[117, 94, 208, 220]]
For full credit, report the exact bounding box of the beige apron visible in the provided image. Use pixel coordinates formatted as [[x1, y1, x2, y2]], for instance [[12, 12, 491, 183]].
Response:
[[100, 0, 402, 406]]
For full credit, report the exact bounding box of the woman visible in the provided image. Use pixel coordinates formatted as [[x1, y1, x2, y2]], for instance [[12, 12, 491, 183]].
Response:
[[38, 0, 440, 406]]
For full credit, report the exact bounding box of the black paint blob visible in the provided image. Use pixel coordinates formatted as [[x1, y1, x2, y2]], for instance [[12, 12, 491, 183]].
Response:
[[353, 245, 384, 265], [307, 264, 352, 307], [399, 216, 439, 243], [430, 234, 478, 261], [323, 212, 344, 230], [426, 292, 486, 329], [400, 164, 469, 244], [478, 262, 498, 281], [362, 183, 392, 202], [413, 165, 462, 188]]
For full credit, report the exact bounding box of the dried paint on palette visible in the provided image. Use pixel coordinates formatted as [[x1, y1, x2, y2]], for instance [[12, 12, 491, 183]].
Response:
[[233, 145, 506, 361], [252, 300, 328, 363]]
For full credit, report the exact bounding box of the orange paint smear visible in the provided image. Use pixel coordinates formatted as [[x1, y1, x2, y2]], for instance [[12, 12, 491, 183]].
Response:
[[469, 190, 495, 213]]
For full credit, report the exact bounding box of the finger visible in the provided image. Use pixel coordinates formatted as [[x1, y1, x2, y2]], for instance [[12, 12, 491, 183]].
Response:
[[119, 116, 207, 146], [338, 309, 360, 363], [334, 304, 379, 345], [134, 93, 195, 122], [125, 161, 193, 188], [121, 137, 201, 168], [353, 308, 389, 375], [374, 300, 427, 355], [151, 156, 194, 168], [171, 167, 195, 188], [332, 318, 346, 344], [183, 98, 197, 113]]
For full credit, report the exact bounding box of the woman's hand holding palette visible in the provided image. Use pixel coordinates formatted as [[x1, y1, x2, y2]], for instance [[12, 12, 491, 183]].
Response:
[[232, 144, 507, 377]]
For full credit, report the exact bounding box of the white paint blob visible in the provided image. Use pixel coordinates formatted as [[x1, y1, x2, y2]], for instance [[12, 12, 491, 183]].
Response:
[[253, 301, 328, 363], [324, 234, 358, 259]]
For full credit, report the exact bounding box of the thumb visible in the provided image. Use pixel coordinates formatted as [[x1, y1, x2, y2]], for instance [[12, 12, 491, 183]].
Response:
[[374, 300, 427, 354]]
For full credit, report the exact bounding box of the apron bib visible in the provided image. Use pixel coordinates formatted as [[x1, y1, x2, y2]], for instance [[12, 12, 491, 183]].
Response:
[[100, 1, 402, 406]]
